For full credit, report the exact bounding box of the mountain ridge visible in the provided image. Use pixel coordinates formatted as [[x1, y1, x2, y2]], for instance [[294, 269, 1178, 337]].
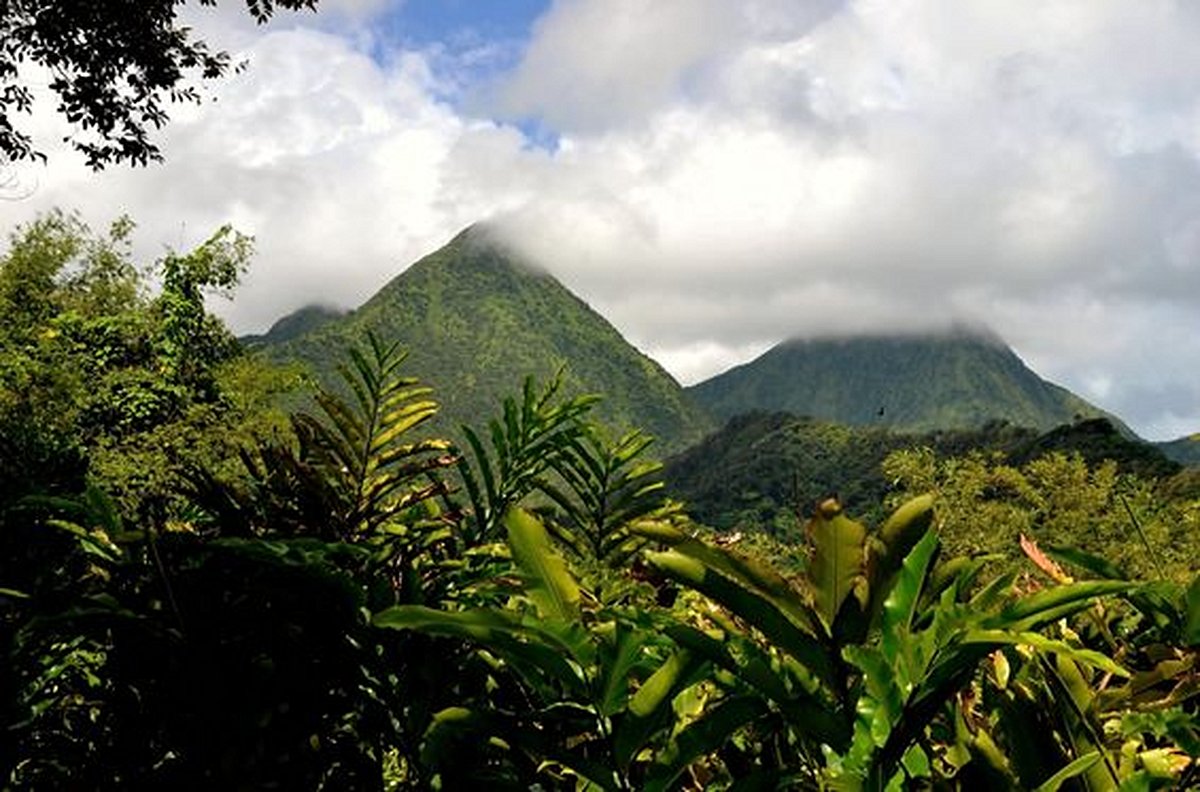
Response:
[[688, 329, 1121, 434], [258, 225, 715, 452]]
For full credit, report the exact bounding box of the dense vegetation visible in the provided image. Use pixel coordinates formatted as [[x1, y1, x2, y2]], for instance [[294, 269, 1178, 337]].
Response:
[[2, 213, 1199, 789], [263, 225, 714, 454], [665, 412, 1183, 533], [688, 330, 1117, 434]]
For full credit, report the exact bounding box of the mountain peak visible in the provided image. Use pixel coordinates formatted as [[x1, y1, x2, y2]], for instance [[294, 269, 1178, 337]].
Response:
[[786, 321, 1005, 349], [690, 330, 1112, 433], [261, 226, 713, 451], [429, 222, 548, 278]]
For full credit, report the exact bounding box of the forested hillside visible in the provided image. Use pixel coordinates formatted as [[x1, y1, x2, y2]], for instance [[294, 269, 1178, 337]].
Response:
[[665, 412, 1180, 532], [262, 225, 713, 452], [689, 328, 1117, 433]]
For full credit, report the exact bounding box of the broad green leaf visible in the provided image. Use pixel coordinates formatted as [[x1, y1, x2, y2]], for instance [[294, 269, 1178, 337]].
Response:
[[375, 604, 524, 640], [963, 630, 1129, 677], [373, 605, 586, 694], [880, 528, 938, 668], [644, 528, 824, 649], [643, 695, 768, 792], [987, 580, 1133, 631], [876, 495, 935, 568], [505, 507, 580, 622], [629, 650, 692, 718], [844, 644, 904, 746], [598, 624, 650, 716], [1034, 752, 1103, 792], [647, 550, 836, 689], [1045, 545, 1128, 581], [615, 649, 708, 768], [807, 500, 867, 632]]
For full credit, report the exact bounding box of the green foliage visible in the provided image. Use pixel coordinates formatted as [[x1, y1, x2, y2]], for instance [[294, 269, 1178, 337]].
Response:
[[0, 210, 293, 523], [665, 412, 1177, 534], [3, 327, 476, 790], [884, 447, 1199, 581], [4, 236, 1197, 790], [376, 507, 702, 790], [638, 496, 1134, 788], [543, 426, 684, 568], [295, 331, 455, 537], [457, 371, 598, 542]]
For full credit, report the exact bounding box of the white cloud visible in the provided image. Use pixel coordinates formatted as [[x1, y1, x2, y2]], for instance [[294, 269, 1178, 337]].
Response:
[[3, 0, 1200, 440]]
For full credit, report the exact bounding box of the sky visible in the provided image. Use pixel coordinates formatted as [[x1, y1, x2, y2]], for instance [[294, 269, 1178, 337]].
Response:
[[2, 0, 1199, 440]]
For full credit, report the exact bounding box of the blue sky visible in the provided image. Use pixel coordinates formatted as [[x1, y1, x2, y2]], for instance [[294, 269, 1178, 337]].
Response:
[[5, 1, 1200, 439], [379, 0, 549, 47]]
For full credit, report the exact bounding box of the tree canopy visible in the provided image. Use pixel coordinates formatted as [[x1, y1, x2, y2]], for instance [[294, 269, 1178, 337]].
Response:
[[1, 0, 319, 168]]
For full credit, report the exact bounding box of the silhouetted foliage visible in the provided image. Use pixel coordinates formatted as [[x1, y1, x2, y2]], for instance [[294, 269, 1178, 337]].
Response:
[[1, 0, 319, 167]]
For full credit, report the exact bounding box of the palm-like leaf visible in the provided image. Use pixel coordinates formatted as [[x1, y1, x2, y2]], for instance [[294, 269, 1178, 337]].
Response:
[[456, 371, 598, 542], [295, 332, 455, 536], [542, 426, 678, 567]]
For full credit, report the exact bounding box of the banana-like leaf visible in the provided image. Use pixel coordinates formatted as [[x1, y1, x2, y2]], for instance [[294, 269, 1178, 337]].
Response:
[[374, 604, 547, 644], [614, 649, 709, 768], [628, 650, 692, 718], [647, 550, 836, 689], [963, 630, 1128, 677], [807, 500, 868, 632], [880, 528, 939, 671], [373, 605, 586, 695], [1033, 751, 1104, 792], [854, 496, 936, 643], [873, 496, 935, 585], [986, 580, 1133, 632], [505, 507, 581, 622], [637, 525, 821, 637], [642, 695, 769, 792]]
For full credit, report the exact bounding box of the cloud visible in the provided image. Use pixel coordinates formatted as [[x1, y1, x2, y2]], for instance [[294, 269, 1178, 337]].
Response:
[[4, 24, 532, 334], [485, 0, 1200, 438], [3, 0, 1199, 440]]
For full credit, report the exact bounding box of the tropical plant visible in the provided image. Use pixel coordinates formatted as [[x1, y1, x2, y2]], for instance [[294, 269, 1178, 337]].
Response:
[[979, 538, 1200, 790], [3, 333, 467, 789], [541, 426, 683, 569], [456, 371, 598, 543], [637, 496, 1133, 788], [375, 506, 706, 790]]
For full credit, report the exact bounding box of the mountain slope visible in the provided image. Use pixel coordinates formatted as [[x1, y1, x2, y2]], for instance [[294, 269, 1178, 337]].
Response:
[[240, 304, 347, 347], [665, 413, 1177, 531], [262, 226, 714, 452], [1157, 434, 1200, 466], [688, 329, 1115, 433]]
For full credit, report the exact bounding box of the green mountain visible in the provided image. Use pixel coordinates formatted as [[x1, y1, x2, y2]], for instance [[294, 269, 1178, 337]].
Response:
[[260, 225, 714, 452], [241, 304, 347, 347], [688, 328, 1116, 433], [1157, 434, 1200, 466], [665, 413, 1178, 531]]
